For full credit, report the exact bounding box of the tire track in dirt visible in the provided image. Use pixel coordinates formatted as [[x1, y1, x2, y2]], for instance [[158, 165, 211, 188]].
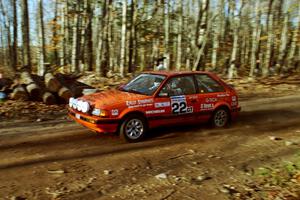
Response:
[[0, 94, 300, 199]]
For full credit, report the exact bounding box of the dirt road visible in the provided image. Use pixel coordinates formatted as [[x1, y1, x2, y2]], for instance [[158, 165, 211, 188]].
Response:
[[0, 94, 300, 200]]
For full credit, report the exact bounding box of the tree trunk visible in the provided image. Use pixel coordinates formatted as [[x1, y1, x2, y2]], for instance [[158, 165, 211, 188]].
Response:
[[21, 0, 31, 71], [128, 0, 137, 73], [249, 1, 261, 77], [100, 0, 111, 76], [140, 35, 146, 71], [85, 1, 94, 71], [12, 0, 18, 71], [64, 0, 71, 70], [287, 1, 300, 70], [37, 0, 47, 76], [262, 0, 275, 77], [108, 1, 115, 72], [193, 0, 209, 70], [211, 0, 224, 71], [71, 2, 80, 73], [185, 0, 193, 70], [163, 0, 170, 70], [176, 0, 183, 70], [52, 0, 59, 67], [95, 0, 106, 75], [277, 1, 289, 73], [120, 0, 127, 77], [228, 1, 242, 79], [0, 0, 13, 71]]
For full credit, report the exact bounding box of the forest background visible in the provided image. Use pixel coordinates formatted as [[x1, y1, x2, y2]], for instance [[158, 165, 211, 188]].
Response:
[[0, 0, 300, 79]]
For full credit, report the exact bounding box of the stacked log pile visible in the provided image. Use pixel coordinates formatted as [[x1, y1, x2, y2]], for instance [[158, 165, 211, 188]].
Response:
[[0, 72, 94, 105]]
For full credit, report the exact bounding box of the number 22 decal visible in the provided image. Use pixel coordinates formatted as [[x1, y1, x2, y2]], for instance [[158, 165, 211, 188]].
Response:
[[172, 102, 187, 114], [171, 96, 193, 114]]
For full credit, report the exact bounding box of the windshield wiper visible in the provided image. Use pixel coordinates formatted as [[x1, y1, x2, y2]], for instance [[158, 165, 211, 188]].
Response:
[[124, 89, 144, 95], [128, 89, 144, 95]]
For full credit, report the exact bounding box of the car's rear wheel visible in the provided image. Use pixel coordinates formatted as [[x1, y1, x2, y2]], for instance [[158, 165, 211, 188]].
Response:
[[211, 108, 229, 128], [120, 115, 147, 142]]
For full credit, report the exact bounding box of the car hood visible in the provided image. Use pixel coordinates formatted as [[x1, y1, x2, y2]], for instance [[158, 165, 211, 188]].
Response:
[[79, 89, 151, 108]]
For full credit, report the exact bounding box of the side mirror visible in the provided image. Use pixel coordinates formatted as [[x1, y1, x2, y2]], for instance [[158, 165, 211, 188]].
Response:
[[159, 92, 169, 97]]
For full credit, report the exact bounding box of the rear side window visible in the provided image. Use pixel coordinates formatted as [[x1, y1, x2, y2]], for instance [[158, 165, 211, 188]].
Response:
[[159, 75, 196, 96], [195, 74, 225, 93]]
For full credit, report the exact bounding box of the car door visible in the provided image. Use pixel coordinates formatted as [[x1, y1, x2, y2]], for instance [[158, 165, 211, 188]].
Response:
[[153, 75, 199, 126], [194, 74, 228, 121]]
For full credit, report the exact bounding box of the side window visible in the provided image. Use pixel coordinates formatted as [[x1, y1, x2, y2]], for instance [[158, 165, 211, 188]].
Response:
[[159, 76, 196, 96], [195, 75, 225, 93]]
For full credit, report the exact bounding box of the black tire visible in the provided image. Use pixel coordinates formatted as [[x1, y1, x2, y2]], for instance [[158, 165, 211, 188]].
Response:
[[119, 114, 147, 142], [211, 107, 230, 128]]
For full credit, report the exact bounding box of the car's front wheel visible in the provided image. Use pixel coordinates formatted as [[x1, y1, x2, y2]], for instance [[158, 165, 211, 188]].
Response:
[[120, 115, 147, 142], [211, 108, 230, 128]]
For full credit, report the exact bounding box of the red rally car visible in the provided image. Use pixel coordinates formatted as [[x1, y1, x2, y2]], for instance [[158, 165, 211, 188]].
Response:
[[68, 71, 241, 142]]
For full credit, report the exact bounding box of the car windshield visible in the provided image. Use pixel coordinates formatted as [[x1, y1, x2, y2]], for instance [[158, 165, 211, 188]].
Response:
[[121, 74, 166, 96]]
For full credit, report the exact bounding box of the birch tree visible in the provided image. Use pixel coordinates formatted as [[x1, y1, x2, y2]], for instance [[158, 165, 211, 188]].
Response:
[[262, 0, 275, 77], [193, 0, 210, 70], [85, 1, 93, 71], [95, 0, 106, 74], [52, 0, 59, 67], [211, 0, 224, 71], [176, 0, 183, 70], [164, 0, 170, 70], [228, 0, 243, 79], [249, 1, 261, 77], [287, 1, 300, 71], [12, 0, 18, 70], [128, 0, 137, 73], [71, 1, 81, 72], [277, 2, 289, 73], [37, 0, 46, 76], [0, 0, 12, 70], [120, 0, 127, 77]]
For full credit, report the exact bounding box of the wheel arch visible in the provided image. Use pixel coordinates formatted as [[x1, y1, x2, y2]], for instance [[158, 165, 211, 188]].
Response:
[[213, 104, 232, 122], [117, 111, 148, 132]]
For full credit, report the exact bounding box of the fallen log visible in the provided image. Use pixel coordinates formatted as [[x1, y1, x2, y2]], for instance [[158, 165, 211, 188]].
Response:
[[44, 72, 62, 93], [26, 83, 41, 98], [42, 92, 57, 105], [20, 71, 41, 99], [0, 78, 13, 91], [11, 85, 28, 100], [56, 73, 95, 97], [58, 86, 72, 103], [32, 74, 58, 105], [20, 71, 33, 84]]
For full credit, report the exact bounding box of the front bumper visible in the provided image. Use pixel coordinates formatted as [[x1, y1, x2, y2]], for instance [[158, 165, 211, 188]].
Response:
[[68, 109, 119, 133]]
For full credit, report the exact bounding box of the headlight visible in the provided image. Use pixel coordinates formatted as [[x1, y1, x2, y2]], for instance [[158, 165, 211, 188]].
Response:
[[81, 102, 90, 113], [92, 108, 109, 117], [69, 97, 90, 113], [78, 100, 84, 111], [69, 97, 74, 108], [73, 99, 78, 109]]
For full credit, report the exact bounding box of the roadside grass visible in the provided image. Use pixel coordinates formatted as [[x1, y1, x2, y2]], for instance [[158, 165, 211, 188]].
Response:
[[233, 152, 300, 200]]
